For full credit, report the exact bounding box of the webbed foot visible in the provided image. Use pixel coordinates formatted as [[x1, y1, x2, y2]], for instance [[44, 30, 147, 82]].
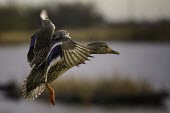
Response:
[[45, 84, 55, 105]]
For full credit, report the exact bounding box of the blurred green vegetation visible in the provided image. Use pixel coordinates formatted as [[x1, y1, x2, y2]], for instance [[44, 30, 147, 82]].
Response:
[[0, 3, 169, 43], [1, 75, 168, 105], [51, 76, 152, 94], [42, 75, 153, 103], [0, 3, 104, 30], [38, 76, 169, 105]]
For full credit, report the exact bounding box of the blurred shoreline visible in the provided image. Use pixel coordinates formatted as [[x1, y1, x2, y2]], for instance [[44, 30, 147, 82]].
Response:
[[0, 4, 169, 44], [0, 22, 170, 45]]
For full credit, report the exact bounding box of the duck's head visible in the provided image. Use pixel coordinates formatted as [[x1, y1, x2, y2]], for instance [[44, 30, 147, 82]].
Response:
[[87, 42, 120, 55]]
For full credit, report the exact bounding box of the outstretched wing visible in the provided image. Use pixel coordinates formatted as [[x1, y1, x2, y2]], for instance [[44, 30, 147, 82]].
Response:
[[30, 28, 53, 67], [61, 38, 93, 68], [27, 32, 37, 64]]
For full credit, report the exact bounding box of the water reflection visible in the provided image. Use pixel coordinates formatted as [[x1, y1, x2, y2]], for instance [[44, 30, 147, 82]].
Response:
[[0, 99, 168, 113]]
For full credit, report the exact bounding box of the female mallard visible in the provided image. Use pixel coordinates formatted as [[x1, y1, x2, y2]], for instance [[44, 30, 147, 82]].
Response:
[[22, 30, 119, 105]]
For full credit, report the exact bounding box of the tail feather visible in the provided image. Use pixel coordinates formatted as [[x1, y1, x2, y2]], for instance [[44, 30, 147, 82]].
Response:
[[22, 77, 45, 100]]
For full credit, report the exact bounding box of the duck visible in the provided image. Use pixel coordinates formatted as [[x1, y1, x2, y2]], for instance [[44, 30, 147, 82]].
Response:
[[23, 30, 119, 105]]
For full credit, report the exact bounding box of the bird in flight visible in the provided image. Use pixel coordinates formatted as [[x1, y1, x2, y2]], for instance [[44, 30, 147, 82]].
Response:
[[22, 9, 119, 105]]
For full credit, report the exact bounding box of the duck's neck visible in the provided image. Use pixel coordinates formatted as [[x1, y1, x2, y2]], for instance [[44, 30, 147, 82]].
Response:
[[87, 46, 106, 54]]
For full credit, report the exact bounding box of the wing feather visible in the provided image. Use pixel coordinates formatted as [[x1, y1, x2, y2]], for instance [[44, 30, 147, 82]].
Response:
[[71, 49, 85, 64], [64, 50, 73, 67], [76, 44, 91, 52], [75, 47, 91, 58], [62, 42, 73, 67], [61, 39, 93, 67], [73, 49, 89, 61], [63, 42, 80, 66]]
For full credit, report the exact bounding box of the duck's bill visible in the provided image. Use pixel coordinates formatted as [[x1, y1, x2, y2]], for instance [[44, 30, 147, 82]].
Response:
[[108, 48, 120, 55]]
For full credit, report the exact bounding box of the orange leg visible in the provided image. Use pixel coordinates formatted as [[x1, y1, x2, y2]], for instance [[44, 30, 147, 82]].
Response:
[[45, 84, 55, 105]]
